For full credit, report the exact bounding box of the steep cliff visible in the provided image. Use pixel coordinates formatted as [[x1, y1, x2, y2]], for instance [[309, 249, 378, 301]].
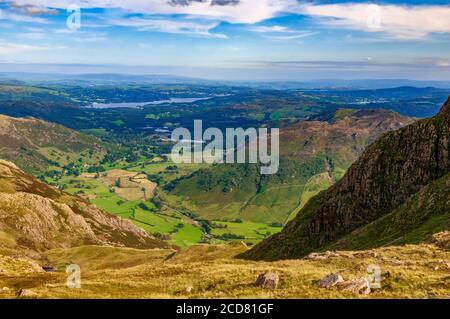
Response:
[[241, 97, 450, 261]]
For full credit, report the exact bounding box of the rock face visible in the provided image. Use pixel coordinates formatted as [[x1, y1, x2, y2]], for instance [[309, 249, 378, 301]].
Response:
[[305, 251, 340, 260], [18, 289, 37, 298], [316, 274, 343, 289], [316, 274, 371, 294], [241, 97, 450, 261], [256, 272, 279, 290], [336, 279, 371, 295], [0, 160, 173, 252]]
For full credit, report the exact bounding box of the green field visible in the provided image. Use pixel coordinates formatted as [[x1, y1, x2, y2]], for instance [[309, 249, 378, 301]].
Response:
[[211, 220, 282, 244], [286, 173, 334, 222], [55, 173, 203, 247]]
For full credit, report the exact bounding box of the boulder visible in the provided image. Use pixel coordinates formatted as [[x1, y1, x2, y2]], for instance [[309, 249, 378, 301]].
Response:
[[305, 253, 327, 261], [18, 289, 37, 298], [316, 274, 344, 289], [42, 265, 57, 272], [432, 231, 450, 250], [336, 279, 371, 295], [256, 272, 279, 290], [305, 251, 340, 260]]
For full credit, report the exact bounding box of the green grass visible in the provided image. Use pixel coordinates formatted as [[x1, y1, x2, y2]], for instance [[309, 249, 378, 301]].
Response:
[[211, 220, 282, 244], [112, 119, 124, 126], [58, 174, 203, 248], [81, 128, 109, 138], [22, 242, 450, 299], [334, 109, 357, 119], [286, 173, 333, 222], [130, 209, 203, 247], [240, 184, 305, 223]]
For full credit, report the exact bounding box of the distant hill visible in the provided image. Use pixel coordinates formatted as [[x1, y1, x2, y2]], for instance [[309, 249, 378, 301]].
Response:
[[241, 97, 450, 261], [0, 160, 172, 253], [0, 114, 111, 174], [0, 72, 208, 86], [168, 109, 414, 225]]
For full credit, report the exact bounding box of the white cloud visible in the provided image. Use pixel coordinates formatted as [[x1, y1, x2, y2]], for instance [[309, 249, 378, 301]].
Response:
[[265, 31, 318, 41], [110, 17, 227, 38], [0, 8, 48, 23], [7, 1, 450, 40], [249, 25, 291, 33], [138, 42, 151, 48], [248, 24, 318, 41], [54, 28, 76, 34], [0, 41, 52, 54], [18, 32, 45, 39], [10, 0, 297, 24], [54, 30, 108, 42], [438, 61, 450, 67], [298, 4, 450, 40], [74, 36, 107, 42]]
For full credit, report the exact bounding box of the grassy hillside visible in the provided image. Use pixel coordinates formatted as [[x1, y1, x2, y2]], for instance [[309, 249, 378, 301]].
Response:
[[0, 114, 112, 175], [168, 109, 414, 226], [329, 172, 450, 250], [1, 239, 450, 298], [242, 97, 450, 261], [52, 163, 206, 248], [0, 160, 171, 253]]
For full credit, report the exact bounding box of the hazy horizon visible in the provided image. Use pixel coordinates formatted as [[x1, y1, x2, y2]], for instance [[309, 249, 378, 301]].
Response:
[[0, 1, 450, 81]]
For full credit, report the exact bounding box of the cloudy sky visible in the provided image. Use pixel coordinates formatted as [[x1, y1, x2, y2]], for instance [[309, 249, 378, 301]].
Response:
[[0, 0, 450, 80]]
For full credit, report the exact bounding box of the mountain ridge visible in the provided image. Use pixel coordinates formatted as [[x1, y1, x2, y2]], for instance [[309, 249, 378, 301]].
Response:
[[0, 160, 173, 253], [169, 108, 415, 224], [241, 97, 450, 261], [0, 114, 111, 174]]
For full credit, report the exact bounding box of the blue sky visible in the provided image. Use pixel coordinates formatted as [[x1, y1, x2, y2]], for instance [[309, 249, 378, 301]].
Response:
[[0, 0, 450, 80]]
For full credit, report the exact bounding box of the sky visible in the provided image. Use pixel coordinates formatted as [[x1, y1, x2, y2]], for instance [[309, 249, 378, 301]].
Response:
[[0, 0, 450, 81]]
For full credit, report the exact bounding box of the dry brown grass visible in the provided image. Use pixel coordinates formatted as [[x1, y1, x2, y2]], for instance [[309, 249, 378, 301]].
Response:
[[1, 243, 450, 299], [83, 169, 156, 201]]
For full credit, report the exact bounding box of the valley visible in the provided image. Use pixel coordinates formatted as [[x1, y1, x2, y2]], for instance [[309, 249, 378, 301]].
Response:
[[1, 79, 450, 299], [0, 81, 441, 247], [243, 97, 450, 261], [2, 0, 450, 304]]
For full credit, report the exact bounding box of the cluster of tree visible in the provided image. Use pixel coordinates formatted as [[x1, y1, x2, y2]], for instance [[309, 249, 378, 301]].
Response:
[[215, 233, 245, 241]]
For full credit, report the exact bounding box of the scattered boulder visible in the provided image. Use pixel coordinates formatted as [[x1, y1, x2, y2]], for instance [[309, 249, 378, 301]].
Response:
[[432, 231, 450, 250], [336, 279, 371, 295], [389, 259, 404, 266], [45, 283, 58, 288], [256, 272, 279, 290], [305, 253, 327, 261], [42, 265, 57, 272], [185, 286, 193, 294], [305, 251, 340, 261], [316, 274, 344, 289], [18, 289, 37, 298]]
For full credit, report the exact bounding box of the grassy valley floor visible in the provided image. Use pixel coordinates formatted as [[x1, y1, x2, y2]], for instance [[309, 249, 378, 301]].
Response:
[[1, 242, 450, 299]]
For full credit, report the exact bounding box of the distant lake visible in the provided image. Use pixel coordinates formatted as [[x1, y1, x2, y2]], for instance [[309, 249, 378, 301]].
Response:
[[87, 97, 215, 109]]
